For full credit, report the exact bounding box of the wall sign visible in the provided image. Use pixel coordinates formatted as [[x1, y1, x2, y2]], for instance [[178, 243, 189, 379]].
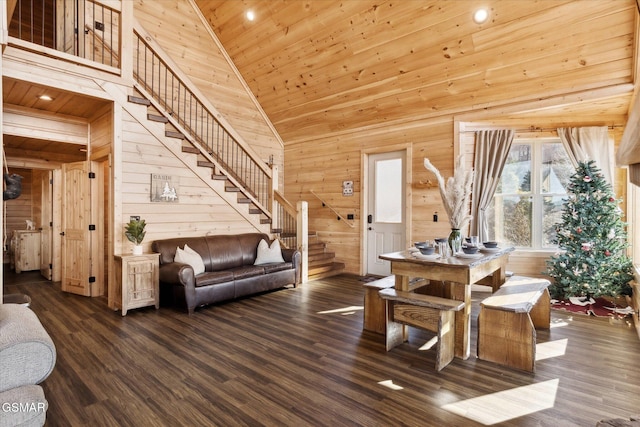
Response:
[[342, 180, 354, 196], [151, 174, 179, 202]]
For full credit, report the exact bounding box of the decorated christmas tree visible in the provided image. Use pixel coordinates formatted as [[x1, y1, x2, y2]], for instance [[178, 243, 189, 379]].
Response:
[[546, 160, 633, 299]]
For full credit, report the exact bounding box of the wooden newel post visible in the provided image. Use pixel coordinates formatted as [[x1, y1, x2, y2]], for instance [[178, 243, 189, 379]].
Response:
[[297, 200, 308, 283]]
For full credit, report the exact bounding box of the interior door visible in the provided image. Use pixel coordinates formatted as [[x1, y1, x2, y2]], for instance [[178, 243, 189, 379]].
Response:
[[366, 151, 406, 276], [61, 161, 94, 296]]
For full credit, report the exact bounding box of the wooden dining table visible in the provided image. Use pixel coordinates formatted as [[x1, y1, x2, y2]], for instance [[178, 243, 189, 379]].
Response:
[[379, 246, 515, 360]]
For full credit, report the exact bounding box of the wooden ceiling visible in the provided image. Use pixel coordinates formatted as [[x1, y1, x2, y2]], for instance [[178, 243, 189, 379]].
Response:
[[195, 0, 638, 145], [2, 1, 638, 166], [2, 77, 109, 165]]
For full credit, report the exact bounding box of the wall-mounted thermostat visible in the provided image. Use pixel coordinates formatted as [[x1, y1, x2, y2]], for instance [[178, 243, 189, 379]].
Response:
[[342, 180, 354, 196]]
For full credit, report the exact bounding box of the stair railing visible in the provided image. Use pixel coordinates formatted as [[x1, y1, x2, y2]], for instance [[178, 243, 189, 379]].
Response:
[[309, 190, 355, 228], [273, 190, 298, 248], [132, 24, 272, 216]]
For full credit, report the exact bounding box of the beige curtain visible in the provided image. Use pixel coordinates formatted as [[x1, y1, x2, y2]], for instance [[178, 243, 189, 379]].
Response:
[[557, 126, 615, 187], [470, 129, 515, 242]]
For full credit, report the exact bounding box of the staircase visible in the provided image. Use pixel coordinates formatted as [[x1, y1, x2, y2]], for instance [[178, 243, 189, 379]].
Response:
[[308, 233, 345, 280], [126, 93, 273, 230]]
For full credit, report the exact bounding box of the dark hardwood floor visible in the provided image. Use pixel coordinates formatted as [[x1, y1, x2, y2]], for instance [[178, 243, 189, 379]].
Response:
[[3, 266, 639, 427]]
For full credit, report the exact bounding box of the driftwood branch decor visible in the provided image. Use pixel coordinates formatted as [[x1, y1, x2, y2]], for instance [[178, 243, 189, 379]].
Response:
[[423, 155, 473, 230]]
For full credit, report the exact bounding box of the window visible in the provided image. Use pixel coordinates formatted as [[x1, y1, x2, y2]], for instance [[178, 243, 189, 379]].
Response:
[[375, 158, 403, 223], [486, 140, 573, 249]]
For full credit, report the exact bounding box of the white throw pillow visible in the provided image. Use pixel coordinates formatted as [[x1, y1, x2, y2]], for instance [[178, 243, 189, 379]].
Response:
[[175, 244, 205, 275], [254, 239, 285, 265]]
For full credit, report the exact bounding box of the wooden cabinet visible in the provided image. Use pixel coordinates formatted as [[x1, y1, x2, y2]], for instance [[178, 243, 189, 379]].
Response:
[[112, 253, 160, 316], [13, 230, 41, 274]]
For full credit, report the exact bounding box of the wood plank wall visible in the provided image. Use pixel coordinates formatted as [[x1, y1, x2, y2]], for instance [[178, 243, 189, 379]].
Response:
[[285, 119, 456, 275], [286, 116, 629, 277], [117, 110, 259, 254], [4, 168, 33, 245], [133, 0, 285, 189]]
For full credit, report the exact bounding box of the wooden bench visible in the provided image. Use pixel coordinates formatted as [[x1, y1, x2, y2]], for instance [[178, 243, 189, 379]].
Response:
[[379, 288, 465, 371], [363, 275, 428, 334], [477, 276, 551, 372], [363, 276, 396, 334]]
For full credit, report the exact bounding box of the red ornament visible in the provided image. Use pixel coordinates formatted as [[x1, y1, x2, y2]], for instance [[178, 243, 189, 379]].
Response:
[[576, 227, 582, 233], [605, 250, 611, 256], [609, 197, 615, 202]]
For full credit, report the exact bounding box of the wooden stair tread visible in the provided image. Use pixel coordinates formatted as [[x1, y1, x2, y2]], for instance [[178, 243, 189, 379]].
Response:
[[182, 146, 200, 154], [148, 114, 168, 123], [127, 95, 151, 106], [308, 262, 346, 280], [165, 130, 185, 139]]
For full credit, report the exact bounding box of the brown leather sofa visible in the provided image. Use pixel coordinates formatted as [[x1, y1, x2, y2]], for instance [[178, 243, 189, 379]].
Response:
[[152, 233, 301, 314]]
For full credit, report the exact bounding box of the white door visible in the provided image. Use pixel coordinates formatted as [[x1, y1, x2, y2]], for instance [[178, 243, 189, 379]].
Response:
[[366, 151, 406, 276]]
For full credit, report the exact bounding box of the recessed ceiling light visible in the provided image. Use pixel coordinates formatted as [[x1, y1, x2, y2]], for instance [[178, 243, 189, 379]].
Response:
[[473, 8, 489, 24], [246, 10, 255, 21], [38, 95, 53, 101]]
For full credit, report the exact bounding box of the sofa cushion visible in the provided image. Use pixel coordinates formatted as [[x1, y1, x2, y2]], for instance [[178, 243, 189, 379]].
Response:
[[175, 245, 205, 275], [262, 262, 293, 274], [195, 271, 234, 287], [254, 239, 285, 265], [231, 265, 265, 280], [0, 305, 56, 394]]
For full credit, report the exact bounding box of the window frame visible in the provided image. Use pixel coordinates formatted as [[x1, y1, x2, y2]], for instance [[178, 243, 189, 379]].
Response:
[[492, 138, 570, 250]]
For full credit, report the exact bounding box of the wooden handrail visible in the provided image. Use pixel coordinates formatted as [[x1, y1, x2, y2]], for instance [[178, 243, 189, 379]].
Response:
[[309, 190, 355, 228], [274, 190, 297, 216]]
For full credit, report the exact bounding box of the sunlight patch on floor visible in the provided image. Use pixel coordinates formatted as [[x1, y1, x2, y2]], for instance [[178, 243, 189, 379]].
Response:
[[377, 379, 404, 390], [317, 306, 363, 315], [441, 379, 559, 425], [536, 339, 568, 361], [550, 318, 571, 328], [418, 336, 438, 351]]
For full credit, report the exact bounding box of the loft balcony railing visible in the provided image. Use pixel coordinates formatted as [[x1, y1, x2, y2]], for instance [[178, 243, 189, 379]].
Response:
[[132, 28, 272, 216], [8, 0, 121, 69]]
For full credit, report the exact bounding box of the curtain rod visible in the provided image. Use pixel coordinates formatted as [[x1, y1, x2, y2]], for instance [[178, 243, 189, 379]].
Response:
[[462, 124, 624, 134]]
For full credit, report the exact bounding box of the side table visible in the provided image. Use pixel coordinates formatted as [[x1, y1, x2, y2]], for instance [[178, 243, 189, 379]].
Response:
[[111, 253, 160, 316]]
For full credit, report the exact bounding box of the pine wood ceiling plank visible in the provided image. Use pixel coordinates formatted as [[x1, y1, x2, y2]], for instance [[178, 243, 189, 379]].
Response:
[[471, 1, 631, 51], [225, 3, 465, 99], [190, 0, 636, 151], [258, 5, 633, 117], [206, 1, 377, 69], [264, 25, 632, 126], [219, 0, 587, 108], [196, 0, 290, 42], [272, 69, 633, 143], [227, 0, 568, 84]]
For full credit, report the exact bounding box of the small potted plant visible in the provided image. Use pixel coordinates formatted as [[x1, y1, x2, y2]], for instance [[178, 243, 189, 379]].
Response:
[[124, 217, 146, 255]]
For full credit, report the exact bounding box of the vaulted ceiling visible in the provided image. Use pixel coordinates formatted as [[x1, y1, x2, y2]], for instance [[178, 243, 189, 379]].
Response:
[[195, 0, 638, 146]]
